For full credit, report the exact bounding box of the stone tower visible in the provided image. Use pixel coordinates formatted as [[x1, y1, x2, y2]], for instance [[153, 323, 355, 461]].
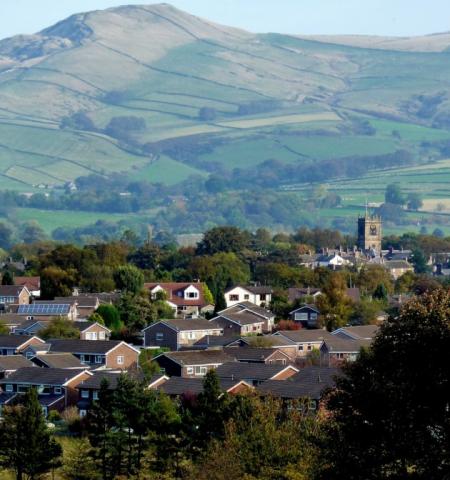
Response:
[[357, 214, 382, 252]]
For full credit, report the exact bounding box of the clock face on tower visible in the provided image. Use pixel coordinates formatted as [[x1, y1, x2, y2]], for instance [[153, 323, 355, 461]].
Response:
[[370, 224, 377, 236]]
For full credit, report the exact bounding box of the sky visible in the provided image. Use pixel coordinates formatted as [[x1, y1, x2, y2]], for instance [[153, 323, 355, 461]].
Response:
[[1, 0, 449, 39]]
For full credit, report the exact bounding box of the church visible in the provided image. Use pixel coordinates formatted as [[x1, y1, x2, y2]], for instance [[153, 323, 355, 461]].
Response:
[[357, 213, 382, 253]]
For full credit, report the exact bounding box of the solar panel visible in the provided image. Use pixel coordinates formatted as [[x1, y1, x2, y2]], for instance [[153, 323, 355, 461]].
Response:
[[18, 304, 71, 315]]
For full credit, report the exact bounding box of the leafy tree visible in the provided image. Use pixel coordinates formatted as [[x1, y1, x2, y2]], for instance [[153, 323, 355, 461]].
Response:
[[373, 283, 388, 302], [62, 438, 100, 480], [113, 265, 144, 295], [213, 289, 227, 313], [357, 265, 394, 296], [406, 192, 423, 210], [432, 227, 445, 238], [21, 222, 47, 244], [350, 298, 386, 325], [411, 248, 430, 273], [117, 292, 155, 334], [385, 183, 404, 205], [395, 270, 416, 294], [139, 348, 166, 378], [196, 226, 250, 255], [318, 289, 450, 480], [0, 222, 13, 250], [96, 304, 122, 331], [40, 266, 76, 299], [0, 388, 62, 480], [39, 317, 80, 340], [88, 312, 105, 325], [1, 270, 13, 285]]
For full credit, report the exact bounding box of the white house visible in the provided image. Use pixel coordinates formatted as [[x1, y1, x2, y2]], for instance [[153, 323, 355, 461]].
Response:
[[315, 253, 350, 269], [224, 285, 273, 308]]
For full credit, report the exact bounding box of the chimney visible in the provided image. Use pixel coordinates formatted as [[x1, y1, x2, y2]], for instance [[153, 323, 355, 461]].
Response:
[[436, 264, 443, 275]]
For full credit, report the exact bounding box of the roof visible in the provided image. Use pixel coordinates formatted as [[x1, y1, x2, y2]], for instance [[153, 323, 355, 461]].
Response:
[[0, 313, 26, 325], [48, 339, 135, 355], [77, 370, 145, 390], [0, 285, 27, 297], [288, 288, 322, 302], [220, 302, 274, 319], [225, 285, 273, 295], [214, 311, 266, 327], [0, 335, 44, 348], [14, 277, 40, 292], [143, 318, 222, 333], [289, 304, 320, 314], [0, 356, 34, 371], [54, 296, 99, 307], [13, 320, 49, 332], [224, 347, 289, 362], [384, 260, 412, 269], [322, 337, 372, 353], [156, 376, 251, 396], [38, 395, 65, 406], [144, 282, 207, 307], [17, 304, 72, 316], [193, 335, 241, 348], [33, 353, 86, 369], [73, 321, 110, 333], [332, 325, 379, 340], [215, 362, 298, 381], [273, 330, 334, 343], [0, 367, 89, 386], [158, 350, 235, 366]]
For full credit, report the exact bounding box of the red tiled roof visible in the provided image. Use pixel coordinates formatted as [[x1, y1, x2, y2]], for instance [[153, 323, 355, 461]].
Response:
[[144, 282, 208, 307], [14, 277, 40, 291]]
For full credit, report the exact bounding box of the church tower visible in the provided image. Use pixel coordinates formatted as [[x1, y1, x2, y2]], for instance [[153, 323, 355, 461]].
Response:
[[357, 212, 382, 252]]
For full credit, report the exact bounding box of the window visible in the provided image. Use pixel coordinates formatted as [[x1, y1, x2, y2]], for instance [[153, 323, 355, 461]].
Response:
[[81, 390, 89, 399], [93, 391, 99, 401], [188, 331, 196, 340], [117, 355, 124, 365], [244, 294, 250, 300], [186, 367, 194, 375], [187, 291, 198, 299], [5, 384, 13, 392], [79, 409, 87, 417], [86, 332, 98, 340], [310, 313, 318, 320], [260, 294, 266, 301], [54, 387, 62, 395], [194, 366, 207, 376], [95, 355, 103, 364], [156, 332, 164, 341], [298, 345, 304, 351], [295, 312, 308, 321], [17, 385, 30, 393], [99, 331, 105, 340], [229, 294, 239, 301], [307, 344, 312, 351], [80, 354, 86, 364]]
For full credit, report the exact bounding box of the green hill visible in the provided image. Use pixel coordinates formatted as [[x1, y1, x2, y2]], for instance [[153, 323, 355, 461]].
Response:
[[1, 4, 450, 237]]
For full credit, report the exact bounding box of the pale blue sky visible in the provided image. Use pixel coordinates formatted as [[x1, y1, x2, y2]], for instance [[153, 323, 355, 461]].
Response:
[[1, 0, 449, 39]]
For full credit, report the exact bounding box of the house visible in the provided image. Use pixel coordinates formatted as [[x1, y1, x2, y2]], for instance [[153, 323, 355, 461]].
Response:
[[76, 371, 167, 416], [315, 253, 350, 269], [0, 356, 34, 378], [142, 319, 223, 351], [0, 313, 26, 333], [0, 367, 91, 416], [17, 302, 78, 321], [193, 335, 241, 349], [0, 285, 30, 308], [257, 366, 340, 410], [224, 285, 273, 308], [288, 287, 322, 303], [384, 260, 414, 280], [224, 347, 291, 365], [0, 335, 45, 356], [233, 335, 299, 361], [14, 277, 41, 297], [55, 296, 100, 318], [289, 304, 321, 328], [47, 339, 140, 370], [74, 321, 111, 341], [154, 376, 252, 398], [272, 330, 334, 358], [154, 350, 235, 378], [320, 337, 372, 365], [218, 302, 275, 332], [31, 353, 86, 370], [215, 362, 299, 386], [332, 325, 379, 341], [144, 282, 213, 318], [11, 319, 49, 336]]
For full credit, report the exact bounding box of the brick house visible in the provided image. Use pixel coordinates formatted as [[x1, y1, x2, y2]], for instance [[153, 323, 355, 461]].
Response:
[[144, 282, 213, 317], [224, 285, 273, 308], [142, 318, 223, 351], [31, 353, 86, 370], [47, 339, 139, 370], [154, 350, 235, 378], [320, 337, 372, 365], [218, 302, 275, 332], [0, 285, 30, 308], [0, 367, 91, 416], [289, 304, 321, 328], [74, 321, 111, 341], [0, 335, 46, 356], [215, 362, 299, 386], [272, 330, 335, 358]]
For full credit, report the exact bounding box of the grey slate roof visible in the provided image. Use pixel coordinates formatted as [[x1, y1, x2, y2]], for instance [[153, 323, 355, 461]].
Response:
[[156, 376, 249, 396], [48, 339, 124, 354], [332, 325, 379, 340], [193, 335, 240, 348], [0, 335, 42, 348], [224, 347, 288, 362], [144, 318, 222, 332], [289, 304, 320, 314], [0, 285, 26, 297], [160, 350, 235, 366], [273, 330, 334, 344], [0, 367, 88, 386], [0, 355, 34, 371], [215, 362, 297, 381], [77, 370, 146, 390], [221, 302, 274, 319], [215, 311, 265, 326], [322, 337, 372, 353], [33, 353, 86, 369]]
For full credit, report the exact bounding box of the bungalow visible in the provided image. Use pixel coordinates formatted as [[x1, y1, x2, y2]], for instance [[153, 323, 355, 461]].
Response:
[[144, 282, 213, 318], [218, 302, 275, 332], [142, 319, 223, 351], [154, 376, 252, 398], [289, 304, 321, 328], [47, 339, 140, 370], [215, 362, 299, 386], [224, 285, 273, 308], [272, 330, 334, 358], [332, 325, 379, 341], [0, 335, 45, 356], [0, 356, 34, 379], [154, 350, 235, 378], [224, 347, 291, 365], [31, 353, 86, 370], [320, 337, 372, 366], [0, 285, 30, 308], [0, 367, 91, 416]]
